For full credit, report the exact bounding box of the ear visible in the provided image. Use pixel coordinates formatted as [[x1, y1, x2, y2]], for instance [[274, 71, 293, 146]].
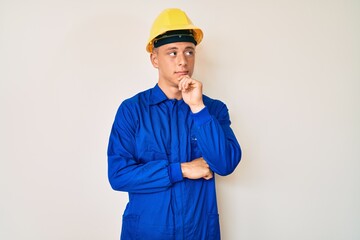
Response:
[[150, 52, 159, 68]]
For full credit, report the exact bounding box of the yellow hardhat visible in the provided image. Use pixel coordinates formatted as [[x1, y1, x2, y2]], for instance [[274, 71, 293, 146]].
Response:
[[146, 8, 203, 52]]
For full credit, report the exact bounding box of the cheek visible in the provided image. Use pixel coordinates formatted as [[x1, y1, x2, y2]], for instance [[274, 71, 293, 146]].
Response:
[[159, 58, 175, 69], [187, 57, 195, 67]]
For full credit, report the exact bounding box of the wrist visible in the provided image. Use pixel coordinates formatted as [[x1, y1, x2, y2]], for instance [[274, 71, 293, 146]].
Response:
[[190, 103, 205, 113], [181, 162, 188, 178]]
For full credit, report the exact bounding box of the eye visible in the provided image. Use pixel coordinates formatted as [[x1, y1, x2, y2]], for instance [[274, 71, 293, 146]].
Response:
[[169, 52, 177, 56], [185, 50, 194, 56]]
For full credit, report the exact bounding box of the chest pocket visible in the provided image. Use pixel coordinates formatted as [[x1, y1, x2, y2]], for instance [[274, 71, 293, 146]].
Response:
[[136, 133, 170, 163], [140, 145, 168, 163]]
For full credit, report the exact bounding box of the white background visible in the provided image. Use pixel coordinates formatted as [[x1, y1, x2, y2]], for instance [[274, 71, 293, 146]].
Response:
[[1, 0, 359, 239]]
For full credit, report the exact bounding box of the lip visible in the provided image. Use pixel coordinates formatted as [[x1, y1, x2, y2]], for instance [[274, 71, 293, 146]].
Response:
[[175, 71, 189, 76]]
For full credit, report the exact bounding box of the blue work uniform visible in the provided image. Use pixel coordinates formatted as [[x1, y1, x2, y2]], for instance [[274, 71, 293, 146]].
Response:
[[108, 84, 241, 240]]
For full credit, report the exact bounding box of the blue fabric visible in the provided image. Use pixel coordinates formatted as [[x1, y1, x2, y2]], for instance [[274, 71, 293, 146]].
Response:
[[108, 84, 241, 240]]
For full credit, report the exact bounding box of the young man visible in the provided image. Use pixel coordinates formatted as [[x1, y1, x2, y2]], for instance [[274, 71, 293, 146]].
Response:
[[108, 8, 241, 240]]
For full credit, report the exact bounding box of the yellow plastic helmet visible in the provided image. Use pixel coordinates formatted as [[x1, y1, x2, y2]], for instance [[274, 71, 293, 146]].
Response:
[[146, 8, 203, 52]]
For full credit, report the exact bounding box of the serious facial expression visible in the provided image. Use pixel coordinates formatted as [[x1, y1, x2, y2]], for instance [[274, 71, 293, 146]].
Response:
[[151, 42, 196, 88]]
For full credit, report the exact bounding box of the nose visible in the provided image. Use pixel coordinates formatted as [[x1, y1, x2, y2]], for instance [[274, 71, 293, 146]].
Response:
[[177, 53, 187, 66]]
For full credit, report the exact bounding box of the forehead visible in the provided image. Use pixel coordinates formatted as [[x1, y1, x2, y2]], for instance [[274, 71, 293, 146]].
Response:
[[158, 42, 196, 51]]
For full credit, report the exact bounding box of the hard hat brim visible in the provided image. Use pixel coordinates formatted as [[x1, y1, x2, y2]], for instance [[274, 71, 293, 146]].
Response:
[[146, 27, 203, 53]]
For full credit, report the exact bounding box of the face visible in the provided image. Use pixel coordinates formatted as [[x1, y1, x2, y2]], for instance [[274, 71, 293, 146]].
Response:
[[150, 42, 196, 89]]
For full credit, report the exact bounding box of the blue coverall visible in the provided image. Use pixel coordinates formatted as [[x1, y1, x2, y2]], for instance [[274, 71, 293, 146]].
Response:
[[108, 84, 241, 239]]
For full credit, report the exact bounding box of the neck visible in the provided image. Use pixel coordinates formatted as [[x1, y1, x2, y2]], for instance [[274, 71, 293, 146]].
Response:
[[158, 81, 182, 100]]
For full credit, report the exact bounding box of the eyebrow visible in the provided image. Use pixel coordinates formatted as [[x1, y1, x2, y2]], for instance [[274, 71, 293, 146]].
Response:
[[165, 47, 178, 51], [165, 46, 195, 51]]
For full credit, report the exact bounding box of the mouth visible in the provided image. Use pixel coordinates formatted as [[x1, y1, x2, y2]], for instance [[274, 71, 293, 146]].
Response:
[[175, 71, 189, 76]]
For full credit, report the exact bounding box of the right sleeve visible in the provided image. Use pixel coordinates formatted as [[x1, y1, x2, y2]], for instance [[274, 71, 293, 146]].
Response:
[[107, 102, 183, 194]]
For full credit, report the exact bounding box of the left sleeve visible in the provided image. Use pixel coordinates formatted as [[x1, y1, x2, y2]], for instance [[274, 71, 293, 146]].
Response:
[[191, 103, 242, 176]]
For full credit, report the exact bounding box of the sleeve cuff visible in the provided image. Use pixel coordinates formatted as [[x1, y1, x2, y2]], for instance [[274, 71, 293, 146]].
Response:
[[168, 162, 183, 183], [191, 106, 212, 127]]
